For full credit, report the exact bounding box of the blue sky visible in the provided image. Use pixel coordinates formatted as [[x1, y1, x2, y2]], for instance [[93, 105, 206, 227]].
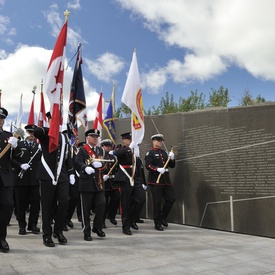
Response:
[[0, 0, 275, 128]]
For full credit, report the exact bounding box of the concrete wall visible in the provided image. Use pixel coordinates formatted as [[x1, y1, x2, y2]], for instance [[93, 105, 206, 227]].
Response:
[[100, 103, 275, 238]]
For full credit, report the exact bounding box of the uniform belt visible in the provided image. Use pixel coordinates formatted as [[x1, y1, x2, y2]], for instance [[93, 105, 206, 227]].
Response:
[[109, 175, 115, 179], [121, 165, 132, 168]]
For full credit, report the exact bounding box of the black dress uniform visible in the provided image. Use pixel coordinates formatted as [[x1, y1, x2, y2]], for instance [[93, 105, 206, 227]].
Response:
[[114, 136, 146, 235], [34, 127, 74, 247], [145, 134, 176, 231], [101, 141, 119, 227], [12, 135, 41, 234], [0, 107, 21, 252], [75, 141, 106, 241]]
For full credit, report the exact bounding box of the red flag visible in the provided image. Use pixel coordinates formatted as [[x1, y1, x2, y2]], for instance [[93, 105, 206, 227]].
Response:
[[92, 91, 103, 133], [27, 98, 35, 125], [92, 91, 103, 145], [27, 88, 36, 125], [44, 20, 68, 152], [38, 91, 47, 127]]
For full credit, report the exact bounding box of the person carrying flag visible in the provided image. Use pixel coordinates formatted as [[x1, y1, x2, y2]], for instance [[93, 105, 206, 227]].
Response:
[[34, 113, 75, 247]]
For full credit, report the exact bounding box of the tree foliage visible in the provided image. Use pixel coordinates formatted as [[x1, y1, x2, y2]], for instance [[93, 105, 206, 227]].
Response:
[[240, 90, 266, 106], [207, 86, 231, 107], [116, 87, 267, 117]]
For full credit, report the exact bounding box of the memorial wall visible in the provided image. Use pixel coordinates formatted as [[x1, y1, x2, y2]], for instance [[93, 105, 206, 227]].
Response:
[[101, 103, 275, 238]]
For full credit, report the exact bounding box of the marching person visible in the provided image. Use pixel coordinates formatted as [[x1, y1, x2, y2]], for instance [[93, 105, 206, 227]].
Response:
[[75, 129, 106, 241], [12, 124, 41, 235], [0, 107, 21, 252], [62, 130, 80, 231], [113, 132, 146, 236], [145, 134, 176, 231], [34, 112, 75, 247], [100, 139, 119, 228]]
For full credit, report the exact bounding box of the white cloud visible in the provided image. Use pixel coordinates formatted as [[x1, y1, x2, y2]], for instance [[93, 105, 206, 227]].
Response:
[[116, 0, 275, 91], [0, 44, 99, 130], [44, 4, 85, 51], [67, 0, 81, 10], [85, 52, 125, 83]]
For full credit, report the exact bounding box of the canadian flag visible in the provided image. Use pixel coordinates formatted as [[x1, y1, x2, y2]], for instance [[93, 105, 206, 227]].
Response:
[[27, 91, 36, 125], [92, 90, 103, 145], [44, 20, 68, 152], [38, 90, 47, 127]]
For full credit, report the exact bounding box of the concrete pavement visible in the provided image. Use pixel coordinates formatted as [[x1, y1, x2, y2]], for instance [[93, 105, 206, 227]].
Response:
[[1, 214, 275, 274]]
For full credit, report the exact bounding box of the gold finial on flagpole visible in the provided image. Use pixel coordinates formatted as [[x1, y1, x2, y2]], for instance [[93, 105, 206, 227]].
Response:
[[64, 10, 70, 22]]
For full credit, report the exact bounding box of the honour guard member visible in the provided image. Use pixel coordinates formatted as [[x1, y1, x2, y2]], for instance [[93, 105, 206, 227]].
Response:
[[113, 132, 146, 236], [100, 139, 119, 227], [0, 107, 21, 252], [145, 134, 176, 231], [12, 124, 41, 235], [75, 129, 106, 241], [34, 112, 75, 247]]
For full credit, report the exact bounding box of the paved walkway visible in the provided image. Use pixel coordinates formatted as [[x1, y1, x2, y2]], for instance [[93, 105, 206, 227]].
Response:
[[1, 214, 275, 274]]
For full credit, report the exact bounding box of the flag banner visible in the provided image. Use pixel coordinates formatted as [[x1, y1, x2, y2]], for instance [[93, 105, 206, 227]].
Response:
[[121, 50, 144, 145], [38, 91, 47, 127], [68, 43, 87, 129], [44, 20, 68, 152], [27, 89, 36, 125], [103, 84, 116, 144], [76, 108, 87, 130], [93, 91, 103, 145], [16, 94, 23, 128]]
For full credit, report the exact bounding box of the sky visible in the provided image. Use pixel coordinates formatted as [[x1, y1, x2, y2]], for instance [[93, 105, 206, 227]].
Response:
[[1, 0, 275, 130]]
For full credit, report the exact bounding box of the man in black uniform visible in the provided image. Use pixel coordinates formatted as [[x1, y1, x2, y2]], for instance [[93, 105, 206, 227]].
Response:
[[12, 124, 41, 235], [34, 113, 75, 247], [113, 132, 146, 235], [101, 139, 119, 228], [0, 107, 21, 252], [75, 129, 106, 241], [145, 134, 176, 231]]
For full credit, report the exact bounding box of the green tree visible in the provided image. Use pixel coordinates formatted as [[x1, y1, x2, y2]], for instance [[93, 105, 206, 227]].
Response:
[[240, 90, 266, 106], [147, 92, 178, 115], [114, 103, 131, 118], [207, 86, 231, 107], [178, 90, 205, 112]]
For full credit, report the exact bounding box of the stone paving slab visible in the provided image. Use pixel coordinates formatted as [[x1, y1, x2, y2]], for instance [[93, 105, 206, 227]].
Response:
[[1, 214, 275, 274]]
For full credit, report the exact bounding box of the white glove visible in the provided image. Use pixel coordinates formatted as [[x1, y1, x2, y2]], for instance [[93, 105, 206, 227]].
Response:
[[157, 167, 166, 174], [92, 161, 102, 168], [129, 141, 137, 149], [109, 150, 114, 155], [38, 144, 42, 151], [8, 137, 18, 148], [69, 174, 75, 185], [142, 184, 147, 190], [20, 163, 30, 170], [169, 152, 175, 160], [85, 166, 95, 175], [103, 175, 109, 182]]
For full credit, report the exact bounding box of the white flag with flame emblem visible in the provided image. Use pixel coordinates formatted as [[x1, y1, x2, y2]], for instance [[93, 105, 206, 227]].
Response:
[[121, 50, 145, 145]]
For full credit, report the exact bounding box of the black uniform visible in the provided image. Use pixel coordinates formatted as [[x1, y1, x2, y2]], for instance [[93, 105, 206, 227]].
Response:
[[145, 148, 176, 227], [12, 139, 41, 232], [102, 152, 119, 226], [65, 144, 81, 227], [114, 146, 146, 233], [75, 145, 106, 237], [0, 131, 20, 242], [34, 127, 74, 242]]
